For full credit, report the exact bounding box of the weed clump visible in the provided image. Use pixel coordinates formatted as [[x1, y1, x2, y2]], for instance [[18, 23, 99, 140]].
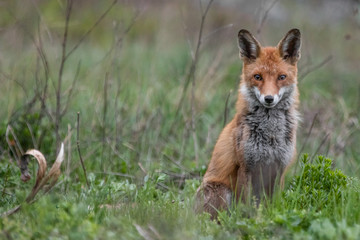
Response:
[[283, 154, 349, 211]]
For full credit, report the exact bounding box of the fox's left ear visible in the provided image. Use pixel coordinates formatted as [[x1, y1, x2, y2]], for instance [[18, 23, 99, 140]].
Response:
[[277, 29, 301, 64]]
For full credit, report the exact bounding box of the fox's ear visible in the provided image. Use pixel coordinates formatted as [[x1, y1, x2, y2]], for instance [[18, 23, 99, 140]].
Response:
[[278, 29, 301, 64], [238, 29, 261, 62]]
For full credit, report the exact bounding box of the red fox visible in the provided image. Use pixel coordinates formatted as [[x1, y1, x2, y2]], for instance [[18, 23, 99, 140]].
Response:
[[195, 29, 301, 220]]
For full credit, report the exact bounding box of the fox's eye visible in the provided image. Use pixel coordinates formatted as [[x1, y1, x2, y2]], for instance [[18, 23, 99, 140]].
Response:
[[254, 74, 262, 81], [278, 75, 287, 80]]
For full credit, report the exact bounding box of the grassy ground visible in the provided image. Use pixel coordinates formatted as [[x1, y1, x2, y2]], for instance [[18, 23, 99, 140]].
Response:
[[1, 0, 360, 239]]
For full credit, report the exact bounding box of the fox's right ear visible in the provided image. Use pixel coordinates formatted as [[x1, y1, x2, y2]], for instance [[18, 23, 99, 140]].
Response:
[[238, 29, 261, 62], [277, 29, 301, 64]]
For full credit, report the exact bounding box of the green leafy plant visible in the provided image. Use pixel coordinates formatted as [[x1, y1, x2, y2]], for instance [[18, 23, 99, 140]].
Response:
[[283, 154, 348, 212]]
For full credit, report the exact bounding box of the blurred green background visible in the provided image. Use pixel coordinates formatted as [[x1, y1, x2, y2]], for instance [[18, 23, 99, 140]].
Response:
[[0, 0, 360, 238], [1, 0, 359, 174]]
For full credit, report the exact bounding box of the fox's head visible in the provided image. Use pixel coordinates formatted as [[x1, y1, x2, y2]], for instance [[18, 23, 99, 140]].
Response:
[[238, 29, 301, 109]]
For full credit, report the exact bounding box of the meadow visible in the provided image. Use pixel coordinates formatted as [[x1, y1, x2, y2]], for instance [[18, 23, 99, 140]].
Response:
[[1, 0, 360, 239]]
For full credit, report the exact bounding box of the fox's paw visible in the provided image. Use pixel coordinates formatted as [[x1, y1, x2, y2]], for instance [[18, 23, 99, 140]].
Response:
[[194, 182, 232, 220]]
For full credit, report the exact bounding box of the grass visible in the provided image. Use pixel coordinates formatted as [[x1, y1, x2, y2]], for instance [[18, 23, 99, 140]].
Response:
[[1, 1, 360, 239], [2, 156, 360, 239]]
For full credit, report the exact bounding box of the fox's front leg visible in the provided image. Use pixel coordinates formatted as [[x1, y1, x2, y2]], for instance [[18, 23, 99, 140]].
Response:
[[195, 118, 238, 220], [195, 182, 232, 220], [235, 162, 249, 202]]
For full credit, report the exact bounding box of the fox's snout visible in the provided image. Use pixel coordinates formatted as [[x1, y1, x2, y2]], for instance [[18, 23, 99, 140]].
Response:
[[253, 87, 284, 108], [264, 95, 274, 104]]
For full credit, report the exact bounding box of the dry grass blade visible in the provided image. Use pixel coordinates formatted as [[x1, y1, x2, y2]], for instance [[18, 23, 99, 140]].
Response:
[[48, 143, 64, 179], [42, 143, 65, 193], [25, 145, 64, 201], [5, 125, 19, 162], [20, 149, 47, 187], [1, 143, 65, 217], [6, 125, 25, 160], [134, 224, 154, 240]]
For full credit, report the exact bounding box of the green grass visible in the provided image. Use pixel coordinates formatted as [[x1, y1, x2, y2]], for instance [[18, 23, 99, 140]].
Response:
[[2, 156, 360, 239], [1, 1, 360, 239]]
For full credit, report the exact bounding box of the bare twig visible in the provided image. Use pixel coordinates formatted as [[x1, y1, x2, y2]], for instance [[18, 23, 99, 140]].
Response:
[[179, 0, 214, 166], [223, 90, 233, 127], [102, 72, 109, 170], [55, 0, 73, 150], [6, 125, 24, 157], [76, 112, 89, 188], [138, 162, 147, 175], [175, 0, 214, 117], [256, 0, 280, 37], [62, 61, 81, 117], [202, 23, 234, 42], [163, 153, 192, 173], [93, 171, 135, 179], [310, 133, 330, 162], [97, 8, 141, 64], [66, 124, 72, 178], [299, 55, 333, 82], [25, 122, 38, 149], [297, 113, 318, 158], [113, 9, 141, 50], [69, 142, 102, 174], [4, 9, 52, 125], [55, 0, 117, 149], [179, 8, 195, 60], [1, 206, 21, 217], [114, 78, 122, 151], [65, 0, 118, 59], [5, 126, 19, 161], [294, 113, 318, 174], [35, 20, 51, 121], [134, 224, 154, 240]]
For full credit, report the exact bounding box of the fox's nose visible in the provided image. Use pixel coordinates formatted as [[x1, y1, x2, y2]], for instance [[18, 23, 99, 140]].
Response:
[[264, 95, 274, 104]]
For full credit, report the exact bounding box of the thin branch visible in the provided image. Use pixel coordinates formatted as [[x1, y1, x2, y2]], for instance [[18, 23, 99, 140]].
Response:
[[256, 0, 280, 36], [299, 55, 333, 82], [1, 205, 21, 217], [69, 142, 102, 174], [66, 124, 72, 178], [95, 8, 141, 65], [36, 20, 51, 112], [179, 8, 194, 60], [7, 16, 53, 124], [175, 0, 214, 117], [113, 9, 141, 49], [7, 125, 24, 157], [201, 23, 234, 42], [101, 72, 109, 170], [294, 113, 318, 174], [223, 90, 232, 127], [76, 112, 90, 188], [5, 126, 19, 161], [94, 171, 135, 179], [191, 0, 214, 165], [55, 0, 73, 150], [25, 122, 38, 149], [138, 162, 147, 175], [297, 113, 318, 158], [65, 0, 118, 59], [163, 153, 192, 173], [61, 60, 81, 117], [114, 77, 122, 151], [310, 133, 330, 162]]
